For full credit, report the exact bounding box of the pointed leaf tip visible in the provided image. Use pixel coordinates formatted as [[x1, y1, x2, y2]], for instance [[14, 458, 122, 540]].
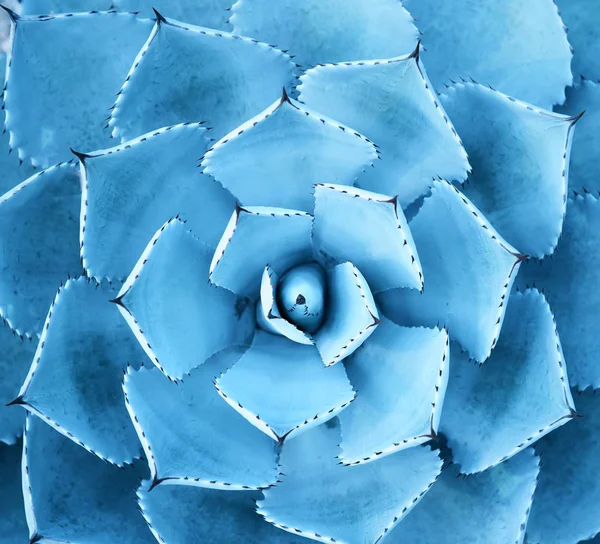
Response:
[[6, 396, 25, 407], [409, 39, 421, 61], [152, 7, 167, 24], [569, 110, 586, 124], [0, 5, 18, 22], [280, 86, 290, 104]]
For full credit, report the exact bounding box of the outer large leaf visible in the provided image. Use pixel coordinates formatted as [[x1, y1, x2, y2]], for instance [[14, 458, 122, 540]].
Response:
[[441, 82, 579, 258], [4, 11, 153, 167], [379, 181, 522, 362], [0, 441, 29, 544], [16, 278, 144, 466], [440, 289, 576, 474], [299, 48, 470, 208], [23, 414, 154, 544], [200, 92, 377, 211], [402, 0, 572, 109], [116, 218, 255, 380], [0, 161, 82, 337], [230, 0, 418, 68], [258, 422, 442, 544], [109, 15, 296, 142], [78, 123, 235, 281], [20, 1, 112, 14]]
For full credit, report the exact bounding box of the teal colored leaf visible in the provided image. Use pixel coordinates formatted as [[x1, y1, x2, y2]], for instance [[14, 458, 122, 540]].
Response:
[[4, 11, 153, 167], [313, 183, 422, 293], [16, 278, 144, 466], [298, 49, 470, 208], [440, 289, 576, 474], [441, 82, 579, 258], [123, 357, 279, 490], [378, 181, 522, 363], [230, 0, 418, 68], [314, 262, 379, 366], [78, 123, 235, 281], [0, 441, 29, 544], [517, 194, 600, 390], [209, 207, 313, 299], [527, 390, 600, 544], [216, 330, 355, 441], [109, 16, 296, 142], [402, 0, 572, 109], [388, 448, 539, 544], [338, 318, 448, 465], [23, 414, 154, 544], [21, 0, 112, 14], [258, 422, 442, 544], [0, 161, 82, 337], [116, 218, 255, 380], [201, 92, 377, 212]]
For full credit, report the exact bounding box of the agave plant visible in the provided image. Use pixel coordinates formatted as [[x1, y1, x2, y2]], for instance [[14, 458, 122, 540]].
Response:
[[0, 0, 599, 543]]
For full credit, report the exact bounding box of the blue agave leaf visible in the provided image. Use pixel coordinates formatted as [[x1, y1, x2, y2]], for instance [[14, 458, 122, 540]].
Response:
[[216, 330, 355, 441], [440, 289, 576, 474], [20, 0, 112, 13], [209, 207, 313, 299], [122, 354, 279, 491], [201, 92, 377, 212], [0, 161, 82, 337], [137, 484, 305, 544], [0, 324, 36, 445], [378, 181, 522, 363], [313, 183, 422, 293], [338, 318, 448, 465], [517, 194, 600, 390], [23, 413, 154, 543], [0, 441, 29, 543], [441, 82, 579, 258], [78, 123, 235, 281], [117, 218, 255, 380], [555, 80, 600, 194], [298, 49, 470, 208], [402, 0, 572, 109], [388, 448, 539, 544], [4, 12, 153, 167], [108, 15, 296, 143], [230, 0, 418, 69], [527, 389, 600, 544], [555, 0, 600, 80], [16, 277, 144, 466], [258, 422, 442, 543], [114, 0, 232, 30], [314, 262, 379, 366]]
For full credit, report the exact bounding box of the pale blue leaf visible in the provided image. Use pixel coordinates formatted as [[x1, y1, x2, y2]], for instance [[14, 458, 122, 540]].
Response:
[[17, 277, 144, 466], [517, 194, 600, 390], [230, 0, 418, 68], [0, 161, 82, 337], [338, 318, 448, 465], [441, 82, 578, 258], [527, 389, 600, 544], [109, 16, 296, 142], [440, 289, 576, 474], [555, 79, 600, 194], [313, 183, 422, 292], [138, 484, 305, 544], [388, 448, 539, 544], [555, 0, 600, 80], [314, 262, 379, 366], [258, 422, 442, 544], [402, 0, 572, 109], [378, 181, 522, 363], [20, 0, 112, 14], [117, 218, 255, 380], [23, 413, 154, 544], [79, 123, 235, 281], [201, 92, 377, 211], [209, 207, 313, 299], [216, 330, 355, 441], [0, 324, 36, 445], [0, 441, 29, 544], [123, 358, 279, 490], [298, 50, 470, 207], [4, 12, 153, 167]]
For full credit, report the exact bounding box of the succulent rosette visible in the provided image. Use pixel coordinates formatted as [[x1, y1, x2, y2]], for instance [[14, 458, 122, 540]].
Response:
[[0, 1, 599, 543]]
